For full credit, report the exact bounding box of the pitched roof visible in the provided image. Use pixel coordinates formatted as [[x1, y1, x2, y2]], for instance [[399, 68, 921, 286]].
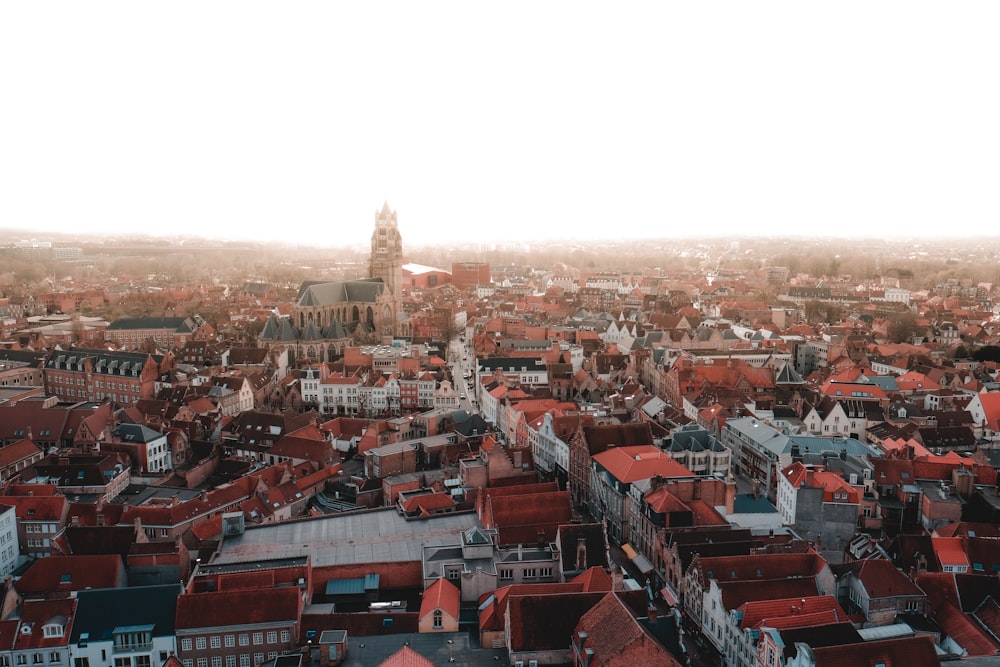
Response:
[[419, 578, 460, 619], [592, 446, 693, 483], [16, 554, 124, 597], [574, 592, 680, 666], [376, 646, 434, 667], [804, 635, 940, 667]]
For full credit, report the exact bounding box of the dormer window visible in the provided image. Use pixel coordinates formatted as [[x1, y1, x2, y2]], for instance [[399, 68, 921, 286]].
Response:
[[42, 623, 63, 638]]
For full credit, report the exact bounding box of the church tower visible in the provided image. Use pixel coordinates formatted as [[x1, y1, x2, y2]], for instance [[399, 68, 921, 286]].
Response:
[[370, 201, 403, 297], [369, 201, 404, 337]]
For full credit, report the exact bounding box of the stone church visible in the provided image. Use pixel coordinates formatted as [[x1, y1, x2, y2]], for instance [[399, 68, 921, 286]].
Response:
[[258, 202, 408, 363]]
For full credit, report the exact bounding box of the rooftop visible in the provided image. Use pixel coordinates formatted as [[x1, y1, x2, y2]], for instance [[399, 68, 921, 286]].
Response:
[[215, 508, 481, 567]]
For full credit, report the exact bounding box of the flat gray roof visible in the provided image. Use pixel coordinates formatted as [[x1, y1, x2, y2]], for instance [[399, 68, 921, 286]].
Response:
[[215, 508, 481, 567]]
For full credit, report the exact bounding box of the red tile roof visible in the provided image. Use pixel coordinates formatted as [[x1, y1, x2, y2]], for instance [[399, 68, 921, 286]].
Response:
[[807, 635, 940, 666], [13, 598, 75, 650], [719, 577, 819, 610], [376, 646, 434, 667], [478, 582, 586, 633], [693, 552, 827, 587], [419, 578, 460, 619], [854, 560, 924, 598], [574, 592, 681, 666], [592, 445, 693, 483], [16, 554, 124, 597], [916, 572, 1000, 656], [737, 594, 847, 630], [175, 588, 301, 629]]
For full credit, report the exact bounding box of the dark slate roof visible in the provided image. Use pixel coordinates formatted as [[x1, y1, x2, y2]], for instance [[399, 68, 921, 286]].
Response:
[[106, 317, 195, 332], [296, 279, 385, 307], [114, 423, 163, 444], [71, 584, 180, 641]]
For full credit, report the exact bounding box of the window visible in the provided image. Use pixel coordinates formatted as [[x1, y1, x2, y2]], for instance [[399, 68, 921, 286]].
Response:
[[239, 636, 249, 647], [197, 660, 207, 667], [253, 655, 263, 666], [48, 656, 59, 665], [433, 610, 443, 629], [225, 636, 235, 648], [225, 659, 235, 667], [181, 639, 192, 652], [16, 657, 25, 666], [134, 658, 150, 667], [73, 660, 88, 667], [182, 662, 192, 667], [279, 631, 290, 644], [211, 658, 221, 667], [239, 657, 249, 667], [266, 655, 276, 662], [210, 637, 221, 649], [499, 568, 514, 580], [523, 568, 537, 579], [195, 638, 207, 651], [252, 633, 263, 646], [114, 659, 130, 667], [265, 632, 276, 645], [33, 656, 43, 665]]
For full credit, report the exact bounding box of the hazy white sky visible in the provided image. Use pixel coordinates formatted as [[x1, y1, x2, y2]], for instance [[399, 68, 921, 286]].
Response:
[[2, 2, 997, 247]]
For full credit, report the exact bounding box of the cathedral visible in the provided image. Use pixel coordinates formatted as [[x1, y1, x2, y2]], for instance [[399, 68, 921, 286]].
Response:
[[258, 202, 407, 363]]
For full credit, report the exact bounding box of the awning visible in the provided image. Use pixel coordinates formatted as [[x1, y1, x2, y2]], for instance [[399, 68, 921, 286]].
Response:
[[622, 543, 639, 560], [633, 553, 654, 575], [660, 587, 678, 607]]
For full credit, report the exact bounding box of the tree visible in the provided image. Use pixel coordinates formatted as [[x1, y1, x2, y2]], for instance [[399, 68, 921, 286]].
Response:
[[973, 346, 1000, 363], [887, 311, 921, 344]]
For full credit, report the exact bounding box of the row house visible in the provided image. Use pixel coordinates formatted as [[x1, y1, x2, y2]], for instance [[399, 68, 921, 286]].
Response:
[[567, 422, 656, 512], [104, 424, 172, 475], [831, 559, 928, 626], [0, 504, 17, 576], [0, 349, 46, 388], [965, 391, 1000, 441], [777, 461, 862, 552], [801, 397, 884, 439], [209, 376, 255, 415], [665, 425, 731, 476], [725, 595, 849, 667], [22, 453, 131, 503], [504, 398, 576, 450], [871, 456, 990, 536], [175, 588, 303, 667], [684, 552, 834, 660], [0, 438, 45, 484], [8, 492, 68, 559], [0, 397, 116, 452], [529, 412, 587, 488], [476, 358, 548, 393], [659, 527, 753, 602], [2, 598, 76, 667], [589, 445, 693, 547], [662, 358, 776, 410], [69, 585, 180, 667], [44, 350, 166, 405]]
